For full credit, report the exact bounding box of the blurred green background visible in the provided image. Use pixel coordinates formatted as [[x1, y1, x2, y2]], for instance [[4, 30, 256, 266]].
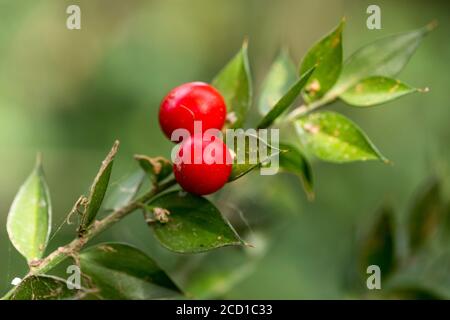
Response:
[[0, 0, 449, 298]]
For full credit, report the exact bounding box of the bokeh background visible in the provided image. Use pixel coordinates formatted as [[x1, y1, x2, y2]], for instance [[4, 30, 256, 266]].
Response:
[[0, 0, 449, 299]]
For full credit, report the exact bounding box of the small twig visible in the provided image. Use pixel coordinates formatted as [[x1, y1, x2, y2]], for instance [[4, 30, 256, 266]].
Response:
[[1, 178, 177, 300], [285, 104, 309, 121], [285, 90, 338, 122], [67, 196, 88, 225]]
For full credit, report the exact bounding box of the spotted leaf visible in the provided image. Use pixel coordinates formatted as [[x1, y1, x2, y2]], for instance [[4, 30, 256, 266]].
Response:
[[299, 19, 344, 102], [295, 111, 387, 163], [340, 76, 419, 107], [147, 191, 243, 253]]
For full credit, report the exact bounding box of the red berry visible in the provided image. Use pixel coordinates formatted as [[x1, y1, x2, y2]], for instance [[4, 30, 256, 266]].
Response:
[[173, 136, 232, 195], [159, 82, 227, 141]]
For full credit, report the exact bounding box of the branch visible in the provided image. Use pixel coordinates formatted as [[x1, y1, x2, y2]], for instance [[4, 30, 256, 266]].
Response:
[[1, 178, 177, 300]]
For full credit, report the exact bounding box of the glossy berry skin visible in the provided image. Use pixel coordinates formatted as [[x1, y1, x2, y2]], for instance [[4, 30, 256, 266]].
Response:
[[159, 82, 227, 141], [173, 136, 232, 195]]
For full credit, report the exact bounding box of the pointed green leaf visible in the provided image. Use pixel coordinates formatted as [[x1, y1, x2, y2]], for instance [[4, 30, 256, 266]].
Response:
[[299, 19, 344, 102], [257, 67, 315, 129], [358, 206, 396, 278], [408, 178, 444, 254], [7, 157, 51, 262], [103, 170, 145, 211], [295, 111, 387, 163], [279, 143, 314, 200], [79, 243, 181, 299], [333, 23, 435, 95], [10, 275, 80, 300], [134, 155, 172, 184], [212, 42, 252, 128], [340, 76, 419, 107], [225, 131, 282, 181], [147, 191, 242, 253], [258, 49, 297, 115], [79, 141, 119, 232]]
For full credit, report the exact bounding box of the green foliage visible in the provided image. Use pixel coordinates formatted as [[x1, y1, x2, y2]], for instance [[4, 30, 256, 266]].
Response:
[[340, 76, 419, 107], [278, 143, 314, 199], [299, 19, 344, 102], [134, 155, 173, 185], [10, 275, 79, 300], [407, 178, 445, 254], [258, 49, 297, 116], [334, 23, 434, 97], [357, 206, 396, 278], [79, 243, 181, 299], [147, 191, 243, 253], [103, 170, 146, 211], [385, 248, 450, 300], [2, 19, 435, 300], [295, 111, 387, 163], [257, 66, 315, 129], [79, 141, 119, 232], [226, 132, 282, 181], [6, 156, 51, 262], [212, 41, 252, 129], [348, 177, 450, 299]]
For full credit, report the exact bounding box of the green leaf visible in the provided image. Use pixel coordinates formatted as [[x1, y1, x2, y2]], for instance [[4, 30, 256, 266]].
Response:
[[299, 19, 344, 102], [212, 41, 252, 128], [79, 243, 181, 299], [358, 206, 396, 278], [407, 178, 444, 254], [147, 191, 242, 253], [103, 170, 146, 211], [257, 67, 315, 129], [79, 141, 119, 232], [340, 76, 419, 107], [7, 156, 51, 262], [279, 143, 314, 200], [258, 49, 297, 116], [295, 111, 388, 163], [333, 23, 435, 95], [10, 275, 79, 300], [134, 155, 172, 184], [385, 249, 450, 299], [225, 131, 282, 181]]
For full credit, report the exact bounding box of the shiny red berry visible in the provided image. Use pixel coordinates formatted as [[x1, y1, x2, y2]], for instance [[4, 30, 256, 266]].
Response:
[[173, 136, 232, 195], [159, 82, 227, 141]]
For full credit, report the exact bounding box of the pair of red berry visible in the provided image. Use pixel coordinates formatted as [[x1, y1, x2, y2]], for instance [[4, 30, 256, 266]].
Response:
[[159, 82, 232, 195]]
